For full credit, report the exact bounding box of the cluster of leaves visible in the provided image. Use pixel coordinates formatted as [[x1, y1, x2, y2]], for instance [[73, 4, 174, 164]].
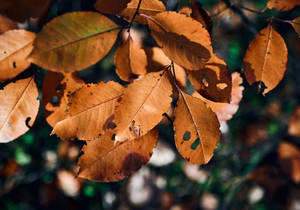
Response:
[[0, 0, 299, 183]]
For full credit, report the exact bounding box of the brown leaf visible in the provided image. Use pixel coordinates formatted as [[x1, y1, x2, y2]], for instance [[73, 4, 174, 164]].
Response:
[[0, 0, 52, 22], [289, 106, 300, 137], [114, 35, 147, 82], [244, 25, 288, 94], [52, 81, 124, 141], [145, 47, 186, 88], [174, 91, 220, 164], [278, 142, 300, 183], [42, 72, 85, 128], [292, 17, 300, 37], [193, 72, 244, 123], [0, 77, 40, 143], [29, 12, 119, 72], [120, 0, 166, 24], [0, 15, 18, 34], [190, 0, 213, 36], [147, 11, 212, 70], [188, 54, 232, 103], [0, 30, 36, 82], [78, 128, 158, 182], [265, 0, 300, 11], [94, 0, 131, 14], [114, 70, 172, 142]]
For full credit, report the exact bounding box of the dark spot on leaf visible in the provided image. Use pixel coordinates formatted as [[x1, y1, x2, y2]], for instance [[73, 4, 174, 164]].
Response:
[[103, 115, 116, 130], [3, 51, 6, 54], [191, 138, 200, 150], [111, 134, 116, 140], [90, 92, 93, 95], [117, 97, 122, 103], [183, 131, 191, 141], [119, 153, 148, 177], [13, 61, 16, 68], [55, 85, 62, 91], [25, 117, 32, 129]]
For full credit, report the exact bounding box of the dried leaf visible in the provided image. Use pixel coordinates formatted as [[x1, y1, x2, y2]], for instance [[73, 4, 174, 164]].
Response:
[[0, 0, 52, 22], [278, 142, 300, 183], [145, 47, 186, 87], [94, 0, 131, 14], [0, 77, 40, 143], [289, 106, 300, 137], [42, 72, 85, 128], [190, 0, 213, 36], [174, 91, 220, 164], [0, 30, 36, 82], [78, 128, 158, 182], [244, 25, 288, 94], [115, 35, 147, 82], [114, 70, 172, 142], [0, 15, 18, 34], [188, 54, 232, 103], [148, 11, 212, 70], [52, 81, 124, 141], [29, 12, 119, 72], [193, 72, 244, 123], [120, 0, 166, 24], [265, 0, 300, 11], [292, 17, 300, 37]]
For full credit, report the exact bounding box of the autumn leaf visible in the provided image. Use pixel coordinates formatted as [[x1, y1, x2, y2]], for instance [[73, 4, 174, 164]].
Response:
[[147, 11, 212, 70], [42, 72, 85, 128], [278, 142, 300, 183], [0, 15, 18, 34], [292, 17, 300, 37], [190, 0, 213, 36], [94, 0, 131, 14], [193, 72, 244, 123], [174, 91, 220, 164], [52, 81, 124, 141], [29, 12, 119, 72], [0, 77, 40, 143], [114, 35, 147, 82], [0, 0, 52, 22], [289, 106, 300, 137], [0, 30, 36, 82], [265, 0, 300, 12], [145, 47, 186, 88], [120, 0, 166, 24], [114, 70, 172, 142], [244, 25, 288, 94], [188, 54, 232, 103], [78, 128, 158, 182]]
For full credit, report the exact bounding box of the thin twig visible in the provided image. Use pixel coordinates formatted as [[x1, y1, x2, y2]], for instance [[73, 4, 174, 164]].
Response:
[[127, 0, 143, 32]]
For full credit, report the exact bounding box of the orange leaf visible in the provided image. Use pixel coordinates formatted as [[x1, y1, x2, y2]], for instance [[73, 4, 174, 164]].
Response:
[[278, 142, 300, 183], [289, 106, 300, 137], [52, 81, 124, 141], [147, 11, 212, 70], [120, 0, 166, 24], [29, 12, 119, 72], [0, 30, 36, 82], [114, 70, 172, 142], [0, 77, 40, 143], [114, 35, 147, 82], [94, 0, 131, 14], [42, 72, 85, 128], [244, 25, 288, 94], [78, 128, 158, 182], [193, 72, 244, 123], [174, 91, 220, 164], [265, 0, 300, 11], [292, 17, 300, 37], [0, 15, 18, 34], [188, 54, 232, 103]]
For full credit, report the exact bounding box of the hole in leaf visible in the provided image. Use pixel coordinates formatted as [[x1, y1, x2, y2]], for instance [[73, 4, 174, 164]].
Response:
[[51, 96, 59, 105], [25, 117, 32, 129], [191, 138, 200, 150], [55, 85, 62, 91], [183, 131, 191, 141], [111, 134, 116, 140], [13, 61, 16, 68], [202, 77, 209, 87], [216, 83, 228, 90]]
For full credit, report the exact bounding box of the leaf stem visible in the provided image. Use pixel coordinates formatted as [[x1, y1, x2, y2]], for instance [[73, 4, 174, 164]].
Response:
[[127, 0, 143, 32]]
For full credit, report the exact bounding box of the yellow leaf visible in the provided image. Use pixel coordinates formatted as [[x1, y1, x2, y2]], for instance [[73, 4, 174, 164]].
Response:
[[0, 77, 40, 143], [30, 12, 119, 72], [78, 128, 158, 182], [244, 25, 288, 94], [174, 91, 220, 164]]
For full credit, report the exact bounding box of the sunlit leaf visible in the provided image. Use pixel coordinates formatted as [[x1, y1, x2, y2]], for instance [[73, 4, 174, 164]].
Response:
[[265, 0, 300, 11]]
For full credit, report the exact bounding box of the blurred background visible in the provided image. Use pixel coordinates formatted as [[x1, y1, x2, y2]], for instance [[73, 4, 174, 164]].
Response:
[[0, 0, 300, 209]]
